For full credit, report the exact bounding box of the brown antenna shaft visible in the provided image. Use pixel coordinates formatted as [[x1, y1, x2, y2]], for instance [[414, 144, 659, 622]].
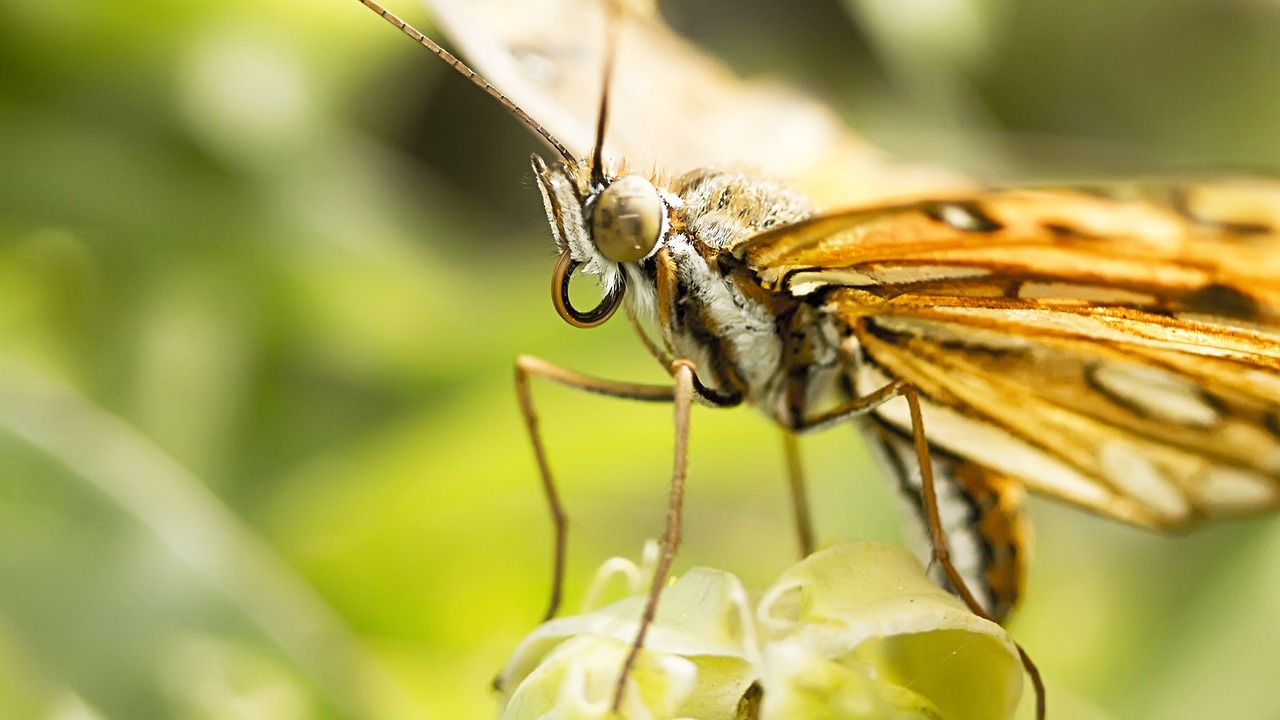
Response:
[[589, 2, 620, 188], [356, 0, 577, 164]]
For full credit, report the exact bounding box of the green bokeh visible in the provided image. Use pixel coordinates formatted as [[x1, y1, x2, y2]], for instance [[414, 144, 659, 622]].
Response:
[[1, 1, 1278, 718]]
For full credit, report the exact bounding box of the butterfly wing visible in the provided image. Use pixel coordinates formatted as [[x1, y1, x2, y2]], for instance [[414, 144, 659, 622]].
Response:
[[420, 0, 968, 206], [739, 179, 1280, 528]]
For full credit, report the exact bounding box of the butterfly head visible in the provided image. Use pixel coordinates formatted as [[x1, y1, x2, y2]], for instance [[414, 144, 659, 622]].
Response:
[[533, 154, 672, 328]]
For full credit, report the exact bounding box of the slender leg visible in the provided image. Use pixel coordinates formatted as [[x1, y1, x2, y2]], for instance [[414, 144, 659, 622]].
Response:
[[514, 354, 676, 622], [514, 352, 741, 712], [792, 380, 984, 603], [780, 431, 815, 557], [790, 377, 1046, 720], [611, 360, 695, 711], [900, 383, 1045, 719], [794, 380, 980, 612]]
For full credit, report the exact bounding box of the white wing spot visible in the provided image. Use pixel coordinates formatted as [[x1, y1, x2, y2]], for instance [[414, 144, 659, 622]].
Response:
[[931, 202, 1001, 232], [1243, 370, 1280, 403], [871, 264, 992, 284], [787, 265, 990, 295], [1018, 282, 1157, 306], [871, 316, 1033, 352], [1089, 362, 1221, 428], [1193, 467, 1278, 511], [788, 268, 877, 294], [1098, 442, 1190, 520]]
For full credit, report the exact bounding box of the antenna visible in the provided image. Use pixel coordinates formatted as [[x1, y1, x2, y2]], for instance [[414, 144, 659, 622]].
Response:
[[589, 1, 620, 188], [356, 0, 577, 165]]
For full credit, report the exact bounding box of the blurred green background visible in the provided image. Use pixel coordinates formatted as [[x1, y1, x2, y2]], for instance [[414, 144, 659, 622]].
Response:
[[1, 0, 1279, 718]]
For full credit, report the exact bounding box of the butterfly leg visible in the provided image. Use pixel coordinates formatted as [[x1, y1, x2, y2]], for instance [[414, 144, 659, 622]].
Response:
[[861, 417, 1030, 621], [788, 377, 1046, 720], [789, 379, 982, 594], [514, 354, 678, 622], [897, 386, 1046, 720], [611, 359, 696, 711], [514, 355, 711, 712], [790, 374, 1006, 615], [780, 430, 816, 557]]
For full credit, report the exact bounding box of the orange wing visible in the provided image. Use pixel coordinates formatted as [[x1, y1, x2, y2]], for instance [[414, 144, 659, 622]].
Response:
[[739, 180, 1280, 528]]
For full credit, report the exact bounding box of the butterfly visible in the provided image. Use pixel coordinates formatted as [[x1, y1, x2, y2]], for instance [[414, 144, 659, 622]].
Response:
[[363, 0, 1280, 715]]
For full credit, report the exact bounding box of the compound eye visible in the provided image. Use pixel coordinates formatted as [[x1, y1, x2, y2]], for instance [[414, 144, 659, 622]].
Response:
[[591, 175, 664, 263]]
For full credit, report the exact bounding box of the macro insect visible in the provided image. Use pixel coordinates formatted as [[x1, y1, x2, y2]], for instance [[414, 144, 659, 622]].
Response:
[[359, 0, 1280, 716]]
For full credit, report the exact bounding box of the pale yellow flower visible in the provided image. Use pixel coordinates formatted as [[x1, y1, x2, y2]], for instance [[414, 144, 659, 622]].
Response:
[[497, 542, 1022, 720]]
